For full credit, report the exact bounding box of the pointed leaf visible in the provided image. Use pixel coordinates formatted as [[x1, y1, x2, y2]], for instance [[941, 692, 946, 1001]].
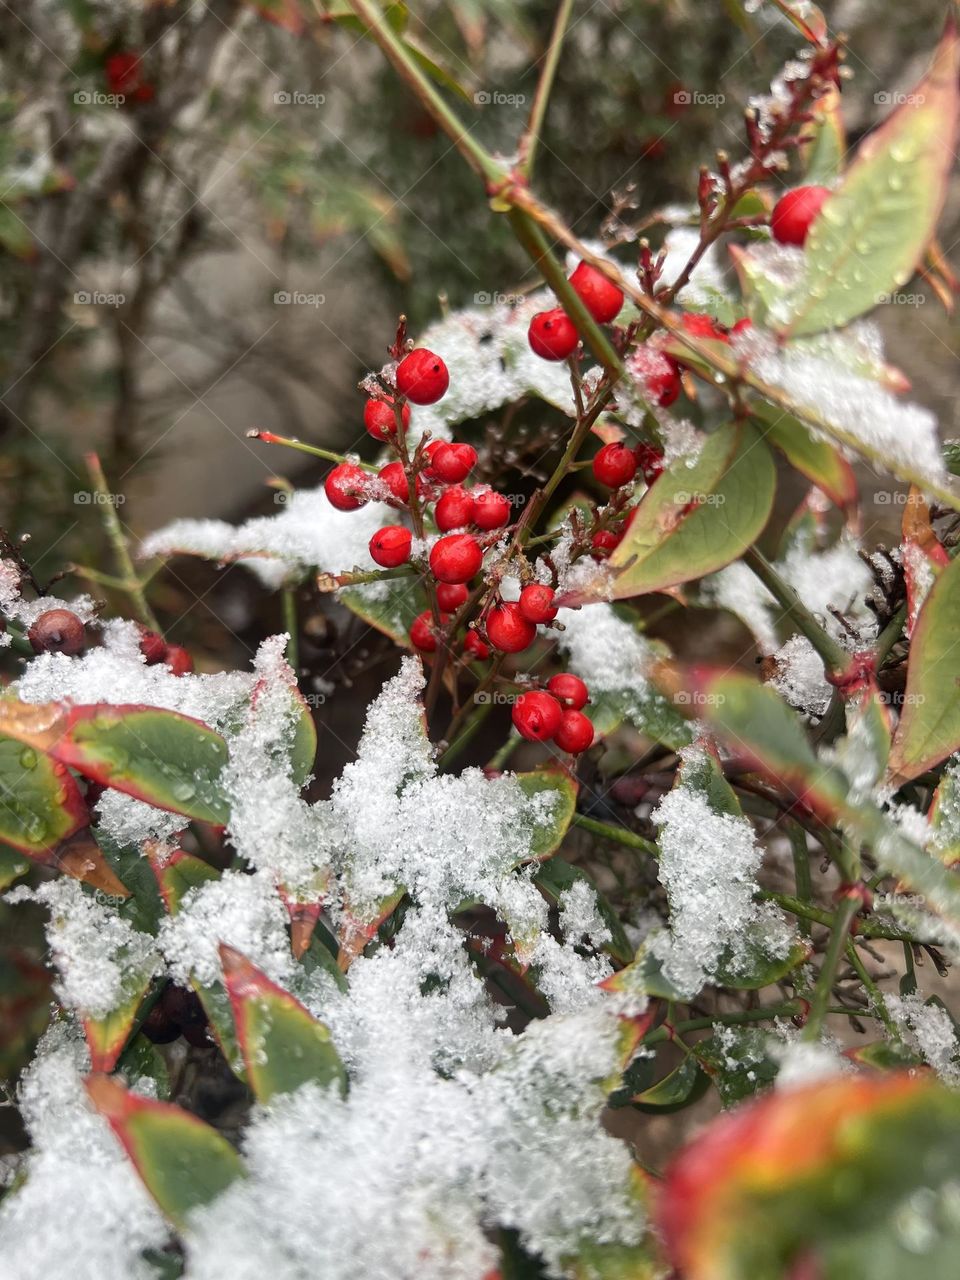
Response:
[[751, 402, 857, 509], [83, 969, 154, 1074], [513, 767, 577, 864], [889, 551, 960, 782], [799, 83, 846, 184], [145, 843, 221, 916], [85, 1074, 244, 1228], [339, 578, 429, 649], [631, 1056, 710, 1112], [220, 945, 346, 1102], [566, 423, 775, 604], [775, 20, 960, 337], [0, 733, 88, 858], [54, 705, 230, 824]]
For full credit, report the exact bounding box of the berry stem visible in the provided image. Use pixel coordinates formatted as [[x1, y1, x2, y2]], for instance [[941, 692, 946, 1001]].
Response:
[[571, 813, 659, 858], [84, 452, 161, 633], [249, 431, 378, 472], [743, 545, 850, 677], [802, 894, 861, 1042], [517, 0, 575, 179], [282, 588, 299, 672]]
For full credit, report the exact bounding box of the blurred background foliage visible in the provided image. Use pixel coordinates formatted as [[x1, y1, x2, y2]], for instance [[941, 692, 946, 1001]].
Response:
[[0, 0, 954, 575]]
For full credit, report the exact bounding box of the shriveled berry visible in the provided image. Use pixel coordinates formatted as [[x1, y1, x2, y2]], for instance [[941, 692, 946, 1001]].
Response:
[[486, 602, 536, 653], [410, 609, 448, 652], [435, 485, 475, 531], [771, 185, 830, 246], [28, 608, 86, 656], [378, 460, 410, 505], [528, 308, 578, 361], [464, 629, 490, 660], [369, 526, 412, 568], [396, 348, 449, 404], [512, 690, 563, 742], [635, 443, 665, 485], [141, 1000, 180, 1045], [161, 984, 207, 1029], [547, 673, 589, 710], [436, 581, 468, 611], [432, 442, 477, 484], [472, 487, 511, 530], [569, 261, 623, 324], [593, 441, 638, 489], [364, 397, 410, 440], [325, 462, 368, 511], [138, 628, 167, 665], [554, 708, 594, 754], [518, 584, 557, 624], [165, 644, 194, 676], [590, 529, 621, 559], [430, 533, 482, 584]]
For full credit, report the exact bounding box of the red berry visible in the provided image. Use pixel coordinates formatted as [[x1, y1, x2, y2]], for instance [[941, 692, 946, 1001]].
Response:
[[27, 609, 86, 656], [410, 610, 448, 652], [165, 645, 194, 676], [569, 261, 624, 324], [378, 460, 410, 505], [554, 708, 594, 754], [138, 628, 167, 665], [647, 355, 682, 406], [436, 582, 468, 611], [593, 441, 638, 489], [730, 317, 753, 335], [364, 397, 410, 440], [369, 526, 412, 568], [486, 602, 536, 653], [770, 185, 830, 246], [528, 308, 578, 361], [547, 673, 589, 710], [464, 629, 490, 660], [680, 313, 728, 340], [430, 533, 483, 584], [435, 485, 475, 531], [472, 487, 511, 531], [420, 440, 444, 478], [105, 51, 149, 98], [512, 690, 563, 742], [590, 529, 621, 559], [518, 584, 557, 624], [325, 462, 368, 511], [635, 443, 665, 485], [431, 442, 477, 484], [396, 349, 449, 404]]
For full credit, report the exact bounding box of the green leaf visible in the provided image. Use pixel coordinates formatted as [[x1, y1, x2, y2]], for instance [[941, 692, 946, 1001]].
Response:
[[0, 844, 30, 890], [631, 1056, 710, 1112], [339, 577, 428, 649], [83, 956, 157, 1074], [55, 705, 230, 824], [85, 1075, 244, 1228], [800, 83, 846, 184], [146, 847, 221, 916], [0, 734, 88, 858], [566, 423, 775, 603], [773, 21, 960, 337], [713, 934, 809, 991], [220, 945, 346, 1102], [889, 552, 960, 782], [513, 767, 577, 863], [116, 1034, 172, 1100], [751, 402, 857, 509], [600, 939, 688, 1002], [534, 858, 633, 965], [696, 1027, 779, 1105]]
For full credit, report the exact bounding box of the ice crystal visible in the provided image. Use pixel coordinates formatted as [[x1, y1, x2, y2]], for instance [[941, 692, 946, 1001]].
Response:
[[886, 993, 960, 1084]]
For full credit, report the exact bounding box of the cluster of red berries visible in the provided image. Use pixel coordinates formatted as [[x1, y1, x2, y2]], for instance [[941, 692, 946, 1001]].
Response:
[[24, 608, 192, 675], [511, 673, 594, 754], [527, 260, 624, 362], [104, 51, 155, 103], [138, 626, 194, 676]]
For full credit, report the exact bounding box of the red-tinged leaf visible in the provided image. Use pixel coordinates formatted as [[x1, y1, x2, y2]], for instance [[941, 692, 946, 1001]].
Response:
[[243, 0, 304, 34], [901, 486, 949, 636], [337, 887, 405, 971], [561, 423, 775, 605], [0, 732, 88, 858], [55, 832, 132, 899], [220, 945, 346, 1101], [889, 550, 960, 782], [83, 970, 154, 1073], [85, 1074, 245, 1228], [774, 18, 960, 337], [751, 402, 858, 510], [278, 891, 326, 959], [56, 704, 229, 824], [144, 842, 220, 915], [659, 1072, 960, 1280]]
